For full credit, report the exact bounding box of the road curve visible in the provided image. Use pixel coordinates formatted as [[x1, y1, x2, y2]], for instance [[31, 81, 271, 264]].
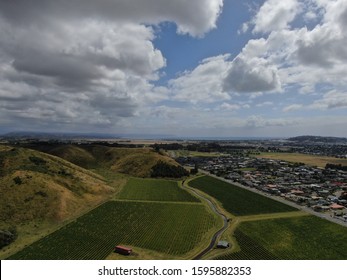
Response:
[[182, 180, 229, 260]]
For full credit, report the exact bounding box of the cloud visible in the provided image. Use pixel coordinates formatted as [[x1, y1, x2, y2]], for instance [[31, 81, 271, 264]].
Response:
[[0, 0, 223, 131], [0, 0, 223, 37], [256, 101, 274, 107], [282, 104, 303, 112], [223, 56, 281, 93], [245, 115, 298, 128], [219, 103, 241, 111], [236, 0, 347, 96], [310, 91, 347, 110], [169, 54, 231, 103], [252, 0, 302, 34]]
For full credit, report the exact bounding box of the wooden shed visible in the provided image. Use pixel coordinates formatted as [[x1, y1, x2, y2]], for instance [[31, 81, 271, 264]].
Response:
[[114, 245, 132, 255]]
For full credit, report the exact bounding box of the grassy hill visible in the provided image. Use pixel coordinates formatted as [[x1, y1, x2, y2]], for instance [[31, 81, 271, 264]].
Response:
[[0, 145, 113, 225], [28, 144, 184, 178]]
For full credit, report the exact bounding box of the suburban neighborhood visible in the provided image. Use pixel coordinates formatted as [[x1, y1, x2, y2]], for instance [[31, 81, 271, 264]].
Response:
[[177, 154, 347, 223]]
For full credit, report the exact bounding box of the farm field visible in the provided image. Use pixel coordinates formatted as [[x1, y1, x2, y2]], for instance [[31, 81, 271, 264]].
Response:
[[118, 178, 199, 202], [220, 216, 347, 260], [256, 152, 347, 168], [215, 229, 277, 260], [8, 201, 217, 259], [169, 150, 226, 158], [188, 176, 296, 216]]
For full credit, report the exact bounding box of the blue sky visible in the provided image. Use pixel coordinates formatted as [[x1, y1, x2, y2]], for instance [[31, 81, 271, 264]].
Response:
[[0, 0, 346, 137]]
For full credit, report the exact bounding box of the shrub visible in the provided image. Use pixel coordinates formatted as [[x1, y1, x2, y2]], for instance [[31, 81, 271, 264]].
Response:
[[13, 176, 22, 185]]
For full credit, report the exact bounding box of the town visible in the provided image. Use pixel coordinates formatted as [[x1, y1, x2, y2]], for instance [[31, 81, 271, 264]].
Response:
[[177, 154, 347, 223]]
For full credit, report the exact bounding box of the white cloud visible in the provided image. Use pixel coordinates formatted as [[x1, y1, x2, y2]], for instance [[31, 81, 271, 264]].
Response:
[[0, 0, 224, 131], [236, 0, 347, 97], [252, 0, 302, 34], [245, 115, 299, 128], [219, 103, 241, 111], [310, 91, 347, 110], [256, 101, 274, 107], [169, 54, 231, 103], [282, 104, 303, 112], [223, 55, 281, 93]]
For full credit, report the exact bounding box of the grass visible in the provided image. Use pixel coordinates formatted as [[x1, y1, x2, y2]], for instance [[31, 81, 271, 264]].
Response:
[[8, 201, 217, 259], [0, 146, 113, 224], [118, 178, 199, 202], [25, 144, 183, 178], [233, 216, 347, 259], [188, 176, 296, 216], [256, 152, 347, 168]]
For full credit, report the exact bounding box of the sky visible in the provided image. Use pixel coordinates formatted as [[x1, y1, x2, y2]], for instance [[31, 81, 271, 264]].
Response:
[[0, 0, 346, 138]]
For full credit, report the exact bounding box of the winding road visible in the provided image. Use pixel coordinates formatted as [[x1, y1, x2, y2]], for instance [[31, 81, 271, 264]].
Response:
[[182, 180, 229, 260]]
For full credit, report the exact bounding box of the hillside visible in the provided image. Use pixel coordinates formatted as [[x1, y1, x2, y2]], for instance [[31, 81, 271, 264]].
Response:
[[0, 145, 113, 225], [27, 144, 185, 178]]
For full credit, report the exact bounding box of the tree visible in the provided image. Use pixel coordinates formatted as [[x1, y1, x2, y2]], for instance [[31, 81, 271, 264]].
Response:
[[190, 163, 199, 175]]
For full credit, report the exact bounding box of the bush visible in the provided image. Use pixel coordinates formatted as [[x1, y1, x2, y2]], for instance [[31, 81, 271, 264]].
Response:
[[13, 176, 22, 185], [29, 156, 47, 165], [0, 226, 18, 249]]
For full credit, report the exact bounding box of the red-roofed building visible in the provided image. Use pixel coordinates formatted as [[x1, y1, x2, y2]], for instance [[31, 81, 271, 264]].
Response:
[[114, 245, 132, 255], [330, 203, 345, 210]]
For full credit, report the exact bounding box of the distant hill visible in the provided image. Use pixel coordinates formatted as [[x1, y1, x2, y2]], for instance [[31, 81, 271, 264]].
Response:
[[0, 145, 113, 224], [1, 131, 120, 140], [288, 135, 347, 144], [25, 144, 184, 178]]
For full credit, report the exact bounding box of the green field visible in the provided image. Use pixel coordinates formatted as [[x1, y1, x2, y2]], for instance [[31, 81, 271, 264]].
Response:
[[118, 178, 199, 202], [8, 201, 217, 259], [215, 229, 278, 260], [188, 176, 296, 216], [222, 216, 347, 260]]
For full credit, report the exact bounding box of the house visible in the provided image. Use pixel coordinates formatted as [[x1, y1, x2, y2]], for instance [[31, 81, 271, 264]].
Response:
[[217, 240, 230, 249], [114, 245, 132, 255], [330, 203, 345, 210]]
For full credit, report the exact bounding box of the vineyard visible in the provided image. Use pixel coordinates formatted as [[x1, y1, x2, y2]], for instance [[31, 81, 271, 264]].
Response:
[[188, 176, 296, 215], [217, 216, 347, 260], [234, 216, 347, 259], [118, 178, 199, 202], [215, 229, 278, 260], [8, 201, 217, 259]]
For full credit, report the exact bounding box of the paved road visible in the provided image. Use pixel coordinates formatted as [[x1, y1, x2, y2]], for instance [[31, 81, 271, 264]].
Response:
[[182, 181, 229, 260], [200, 170, 347, 228]]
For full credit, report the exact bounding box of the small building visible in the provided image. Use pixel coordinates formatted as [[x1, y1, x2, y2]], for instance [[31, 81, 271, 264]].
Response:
[[330, 203, 345, 210], [217, 240, 230, 249], [114, 245, 132, 255]]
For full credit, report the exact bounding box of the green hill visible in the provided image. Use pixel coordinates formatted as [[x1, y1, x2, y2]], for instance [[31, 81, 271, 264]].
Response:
[[0, 145, 113, 224], [28, 144, 185, 178]]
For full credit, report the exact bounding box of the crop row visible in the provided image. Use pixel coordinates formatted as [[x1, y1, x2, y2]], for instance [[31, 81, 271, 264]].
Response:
[[236, 216, 347, 259], [189, 176, 296, 216], [118, 178, 199, 202], [214, 229, 278, 260], [9, 201, 216, 259]]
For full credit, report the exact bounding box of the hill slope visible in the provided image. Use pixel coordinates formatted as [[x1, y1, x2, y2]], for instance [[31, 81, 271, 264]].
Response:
[[28, 144, 185, 178], [0, 145, 113, 224]]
